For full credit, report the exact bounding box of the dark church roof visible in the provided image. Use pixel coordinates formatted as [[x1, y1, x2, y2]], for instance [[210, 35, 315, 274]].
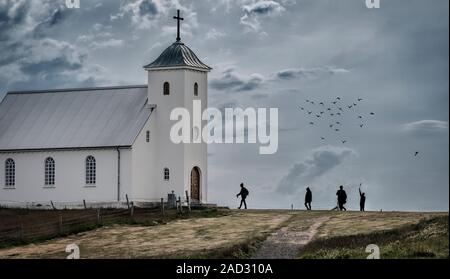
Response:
[[144, 41, 211, 71], [0, 86, 153, 151]]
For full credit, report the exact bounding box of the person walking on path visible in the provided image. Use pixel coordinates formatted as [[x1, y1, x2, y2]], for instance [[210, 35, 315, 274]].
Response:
[[336, 185, 347, 211], [304, 187, 312, 210], [237, 183, 249, 209]]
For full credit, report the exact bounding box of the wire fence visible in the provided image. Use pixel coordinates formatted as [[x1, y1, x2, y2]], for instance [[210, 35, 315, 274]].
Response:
[[0, 207, 155, 245], [0, 194, 198, 246]]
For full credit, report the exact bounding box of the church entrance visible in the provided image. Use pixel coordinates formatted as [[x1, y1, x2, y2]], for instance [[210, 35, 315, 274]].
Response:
[[190, 167, 200, 203]]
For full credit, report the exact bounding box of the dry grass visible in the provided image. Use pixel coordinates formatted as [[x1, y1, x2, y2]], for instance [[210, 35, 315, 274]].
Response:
[[315, 211, 446, 238], [0, 210, 292, 259]]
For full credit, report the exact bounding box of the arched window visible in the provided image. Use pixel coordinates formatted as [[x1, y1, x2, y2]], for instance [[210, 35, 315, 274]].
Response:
[[5, 158, 15, 187], [163, 168, 170, 181], [163, 82, 170, 95], [194, 82, 198, 96], [45, 157, 55, 186], [85, 156, 96, 185]]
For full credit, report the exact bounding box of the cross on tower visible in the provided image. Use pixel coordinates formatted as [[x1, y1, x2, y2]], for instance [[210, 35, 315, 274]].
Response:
[[173, 9, 184, 42]]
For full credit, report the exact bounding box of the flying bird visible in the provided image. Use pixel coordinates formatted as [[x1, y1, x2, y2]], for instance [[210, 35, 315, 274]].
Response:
[[310, 101, 315, 105], [358, 98, 363, 101], [299, 107, 304, 110], [336, 97, 341, 100], [316, 115, 321, 118], [308, 111, 312, 114], [353, 103, 357, 106], [338, 108, 343, 111], [309, 122, 314, 125], [336, 122, 341, 125], [320, 111, 325, 114], [358, 116, 363, 119], [414, 151, 419, 156], [342, 140, 347, 144], [359, 124, 364, 128], [329, 124, 334, 128], [337, 112, 342, 116], [306, 99, 310, 102], [321, 137, 325, 140], [370, 112, 375, 115], [348, 105, 353, 109], [335, 128, 340, 131], [332, 101, 337, 105], [319, 102, 324, 106], [330, 113, 334, 116], [327, 108, 331, 111]]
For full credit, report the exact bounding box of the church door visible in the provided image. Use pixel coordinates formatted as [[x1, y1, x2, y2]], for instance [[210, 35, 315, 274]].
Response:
[[190, 167, 200, 203]]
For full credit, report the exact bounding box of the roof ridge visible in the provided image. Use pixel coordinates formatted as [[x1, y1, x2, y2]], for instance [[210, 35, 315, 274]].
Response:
[[7, 85, 147, 95], [144, 41, 211, 71]]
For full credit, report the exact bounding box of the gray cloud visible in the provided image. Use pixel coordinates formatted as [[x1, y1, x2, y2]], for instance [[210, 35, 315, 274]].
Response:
[[251, 93, 268, 100], [402, 120, 449, 137], [0, 0, 29, 41], [138, 0, 158, 17], [277, 146, 356, 194], [112, 0, 198, 35], [275, 67, 350, 80], [0, 0, 105, 93], [210, 68, 265, 92], [240, 0, 285, 32], [210, 65, 350, 92]]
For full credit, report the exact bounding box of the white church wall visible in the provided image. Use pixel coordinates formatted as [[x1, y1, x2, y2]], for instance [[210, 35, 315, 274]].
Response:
[[118, 148, 132, 203], [130, 114, 159, 202], [0, 149, 131, 206], [147, 70, 188, 201], [183, 70, 208, 203]]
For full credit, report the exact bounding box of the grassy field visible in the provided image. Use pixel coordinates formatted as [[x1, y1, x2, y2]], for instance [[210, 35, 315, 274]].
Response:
[[0, 209, 447, 259], [300, 214, 449, 259]]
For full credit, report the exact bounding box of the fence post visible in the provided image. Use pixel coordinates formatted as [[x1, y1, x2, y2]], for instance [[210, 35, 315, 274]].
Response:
[[178, 196, 183, 214], [126, 194, 130, 209], [59, 214, 63, 234], [50, 200, 56, 210], [83, 199, 87, 210], [18, 222, 23, 242], [97, 208, 101, 225], [161, 198, 165, 215], [130, 202, 134, 217], [185, 190, 191, 212]]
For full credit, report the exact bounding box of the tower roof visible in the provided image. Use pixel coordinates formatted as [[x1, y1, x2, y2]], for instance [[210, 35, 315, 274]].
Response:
[[144, 41, 211, 71]]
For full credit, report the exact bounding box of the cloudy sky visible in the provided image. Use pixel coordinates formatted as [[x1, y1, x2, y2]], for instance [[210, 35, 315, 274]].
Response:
[[0, 0, 448, 211]]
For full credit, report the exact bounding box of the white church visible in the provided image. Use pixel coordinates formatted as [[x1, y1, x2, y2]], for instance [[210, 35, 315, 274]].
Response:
[[0, 11, 209, 208]]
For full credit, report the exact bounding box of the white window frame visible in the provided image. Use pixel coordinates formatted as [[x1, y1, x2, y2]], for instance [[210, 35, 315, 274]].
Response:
[[44, 157, 55, 187], [194, 82, 198, 96], [163, 167, 170, 181], [85, 156, 96, 186], [5, 158, 15, 188]]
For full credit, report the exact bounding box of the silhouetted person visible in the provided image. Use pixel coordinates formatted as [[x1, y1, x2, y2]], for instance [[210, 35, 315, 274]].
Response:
[[359, 188, 366, 212], [236, 183, 249, 209], [336, 185, 347, 211], [304, 187, 312, 210]]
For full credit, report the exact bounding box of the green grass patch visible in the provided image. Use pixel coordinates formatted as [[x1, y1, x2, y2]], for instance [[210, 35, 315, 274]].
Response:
[[300, 215, 449, 259]]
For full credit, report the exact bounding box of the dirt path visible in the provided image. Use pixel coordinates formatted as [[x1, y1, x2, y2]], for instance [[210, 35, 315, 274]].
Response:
[[252, 216, 329, 259]]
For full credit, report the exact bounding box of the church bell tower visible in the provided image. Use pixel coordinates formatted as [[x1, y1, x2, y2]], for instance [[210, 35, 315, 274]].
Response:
[[143, 10, 211, 204]]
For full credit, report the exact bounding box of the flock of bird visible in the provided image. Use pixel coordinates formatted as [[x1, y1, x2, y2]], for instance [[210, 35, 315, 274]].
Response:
[[298, 96, 420, 156], [299, 96, 375, 145]]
